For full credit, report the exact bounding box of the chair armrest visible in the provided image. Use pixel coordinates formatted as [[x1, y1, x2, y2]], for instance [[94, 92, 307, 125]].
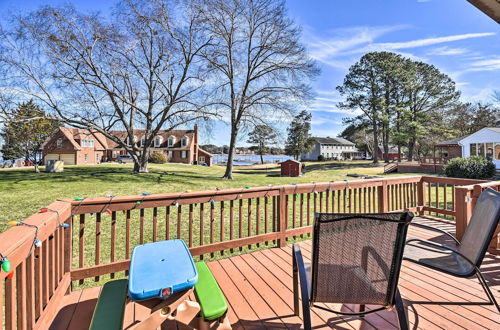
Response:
[[405, 238, 478, 270], [292, 243, 311, 327], [409, 222, 461, 245]]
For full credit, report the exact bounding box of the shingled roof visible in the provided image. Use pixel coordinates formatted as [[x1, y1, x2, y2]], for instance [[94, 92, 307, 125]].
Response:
[[314, 137, 355, 145]]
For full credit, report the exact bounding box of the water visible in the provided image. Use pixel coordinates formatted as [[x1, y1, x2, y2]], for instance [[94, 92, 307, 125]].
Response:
[[213, 154, 293, 166]]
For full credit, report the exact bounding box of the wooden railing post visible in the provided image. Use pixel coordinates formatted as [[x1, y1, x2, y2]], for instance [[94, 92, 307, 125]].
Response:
[[378, 180, 388, 213], [455, 187, 473, 241], [417, 178, 425, 215], [278, 187, 287, 247]]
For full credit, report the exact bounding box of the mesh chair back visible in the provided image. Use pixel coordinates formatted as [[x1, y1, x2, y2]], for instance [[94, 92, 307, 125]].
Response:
[[459, 188, 500, 267], [311, 212, 413, 306]]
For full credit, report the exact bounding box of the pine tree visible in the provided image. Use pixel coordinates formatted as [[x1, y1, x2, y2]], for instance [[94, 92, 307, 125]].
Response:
[[284, 110, 315, 160], [247, 125, 277, 164]]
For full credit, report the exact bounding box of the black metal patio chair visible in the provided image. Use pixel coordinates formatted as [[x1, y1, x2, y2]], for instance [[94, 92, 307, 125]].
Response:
[[293, 212, 414, 330], [403, 187, 500, 313]]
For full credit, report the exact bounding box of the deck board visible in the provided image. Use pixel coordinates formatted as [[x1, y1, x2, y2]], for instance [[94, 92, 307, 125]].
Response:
[[50, 216, 500, 329]]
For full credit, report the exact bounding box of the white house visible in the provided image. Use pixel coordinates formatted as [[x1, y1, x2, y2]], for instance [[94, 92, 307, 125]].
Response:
[[436, 127, 500, 169], [300, 137, 362, 161], [459, 127, 500, 169]]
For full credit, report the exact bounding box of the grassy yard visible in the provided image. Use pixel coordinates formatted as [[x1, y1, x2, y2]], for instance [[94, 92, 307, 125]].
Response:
[[0, 160, 416, 231]]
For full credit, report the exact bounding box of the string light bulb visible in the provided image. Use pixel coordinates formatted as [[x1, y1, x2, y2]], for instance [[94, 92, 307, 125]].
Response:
[[136, 201, 141, 205], [210, 200, 215, 207], [74, 197, 84, 201], [174, 202, 179, 207], [8, 221, 21, 227], [39, 208, 48, 213], [141, 192, 150, 196], [34, 238, 42, 248], [106, 209, 112, 215], [1, 257, 11, 272], [7, 271, 14, 279], [59, 223, 70, 228]]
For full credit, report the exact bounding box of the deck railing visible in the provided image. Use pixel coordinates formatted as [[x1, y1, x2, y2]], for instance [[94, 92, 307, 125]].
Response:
[[0, 175, 497, 329]]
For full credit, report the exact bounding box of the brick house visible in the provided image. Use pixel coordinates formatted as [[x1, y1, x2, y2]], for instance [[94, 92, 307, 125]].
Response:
[[42, 125, 212, 166]]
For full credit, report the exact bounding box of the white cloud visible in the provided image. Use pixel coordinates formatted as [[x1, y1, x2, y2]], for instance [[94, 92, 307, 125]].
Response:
[[466, 56, 500, 72], [427, 46, 469, 56], [352, 32, 495, 54], [303, 25, 409, 69]]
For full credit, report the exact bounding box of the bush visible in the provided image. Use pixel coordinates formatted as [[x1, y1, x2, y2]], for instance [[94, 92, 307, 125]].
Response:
[[444, 156, 496, 179], [148, 152, 167, 164], [317, 155, 325, 161]]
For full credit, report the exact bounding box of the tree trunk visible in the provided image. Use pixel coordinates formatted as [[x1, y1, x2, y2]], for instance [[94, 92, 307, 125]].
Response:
[[383, 126, 389, 163], [133, 158, 149, 173], [397, 144, 401, 162], [223, 128, 238, 179], [34, 163, 40, 173], [372, 120, 379, 164], [407, 138, 416, 161], [260, 152, 264, 165]]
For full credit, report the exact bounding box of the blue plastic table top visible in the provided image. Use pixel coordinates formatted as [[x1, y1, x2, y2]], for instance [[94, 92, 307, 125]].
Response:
[[128, 239, 198, 301]]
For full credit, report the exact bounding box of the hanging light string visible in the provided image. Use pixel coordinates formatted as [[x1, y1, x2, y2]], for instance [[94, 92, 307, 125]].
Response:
[[6, 221, 41, 257], [209, 187, 220, 206], [102, 194, 115, 215], [264, 184, 273, 198], [171, 191, 185, 208], [39, 207, 70, 228]]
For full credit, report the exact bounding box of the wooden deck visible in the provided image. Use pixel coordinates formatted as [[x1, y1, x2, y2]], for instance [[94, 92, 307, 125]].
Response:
[[50, 217, 500, 329]]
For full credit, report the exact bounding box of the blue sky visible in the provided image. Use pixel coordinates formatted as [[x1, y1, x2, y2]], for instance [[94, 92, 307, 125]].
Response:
[[1, 0, 499, 146]]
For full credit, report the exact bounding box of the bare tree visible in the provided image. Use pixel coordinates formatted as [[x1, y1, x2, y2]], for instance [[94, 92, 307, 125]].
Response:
[[0, 0, 214, 173], [198, 0, 318, 179]]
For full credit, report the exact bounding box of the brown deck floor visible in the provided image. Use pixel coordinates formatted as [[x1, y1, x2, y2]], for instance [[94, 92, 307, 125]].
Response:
[[51, 217, 500, 329]]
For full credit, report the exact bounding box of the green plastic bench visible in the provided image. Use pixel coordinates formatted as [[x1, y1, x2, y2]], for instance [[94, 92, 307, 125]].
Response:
[[89, 279, 128, 330], [194, 262, 228, 322]]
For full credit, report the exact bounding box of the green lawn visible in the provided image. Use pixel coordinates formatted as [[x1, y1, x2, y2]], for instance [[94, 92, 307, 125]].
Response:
[[0, 160, 416, 232]]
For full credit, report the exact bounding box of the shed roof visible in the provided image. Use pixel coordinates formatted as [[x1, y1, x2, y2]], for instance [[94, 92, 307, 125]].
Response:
[[281, 159, 300, 164]]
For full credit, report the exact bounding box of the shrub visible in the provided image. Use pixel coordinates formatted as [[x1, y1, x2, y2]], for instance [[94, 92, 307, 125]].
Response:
[[444, 156, 496, 179], [317, 154, 325, 161], [148, 152, 167, 164]]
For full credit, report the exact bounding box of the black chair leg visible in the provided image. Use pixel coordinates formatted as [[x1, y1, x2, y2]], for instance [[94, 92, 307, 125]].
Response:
[[293, 252, 300, 316], [476, 270, 500, 313], [293, 244, 312, 330], [359, 304, 365, 317], [395, 289, 408, 330]]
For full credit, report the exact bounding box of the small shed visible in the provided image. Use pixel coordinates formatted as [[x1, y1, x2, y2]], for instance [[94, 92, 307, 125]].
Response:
[[281, 159, 302, 177]]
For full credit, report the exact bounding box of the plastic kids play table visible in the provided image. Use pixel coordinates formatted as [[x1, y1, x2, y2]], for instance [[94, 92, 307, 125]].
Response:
[[128, 239, 200, 329]]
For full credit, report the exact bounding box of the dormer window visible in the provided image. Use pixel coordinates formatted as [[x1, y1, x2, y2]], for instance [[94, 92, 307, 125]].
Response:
[[154, 136, 162, 148], [181, 136, 188, 147], [56, 138, 63, 148], [168, 136, 175, 147]]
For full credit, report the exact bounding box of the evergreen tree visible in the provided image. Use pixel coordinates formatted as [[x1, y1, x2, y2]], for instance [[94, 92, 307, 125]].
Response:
[[247, 125, 277, 164], [284, 110, 315, 160], [0, 100, 58, 172]]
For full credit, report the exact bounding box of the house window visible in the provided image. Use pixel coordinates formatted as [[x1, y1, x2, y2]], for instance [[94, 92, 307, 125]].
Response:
[[486, 143, 493, 159], [181, 150, 187, 159], [56, 138, 63, 148], [140, 136, 146, 147], [84, 154, 88, 163], [181, 136, 188, 147], [478, 143, 485, 157], [154, 136, 162, 147], [168, 136, 175, 147], [470, 144, 477, 156], [495, 144, 500, 160]]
